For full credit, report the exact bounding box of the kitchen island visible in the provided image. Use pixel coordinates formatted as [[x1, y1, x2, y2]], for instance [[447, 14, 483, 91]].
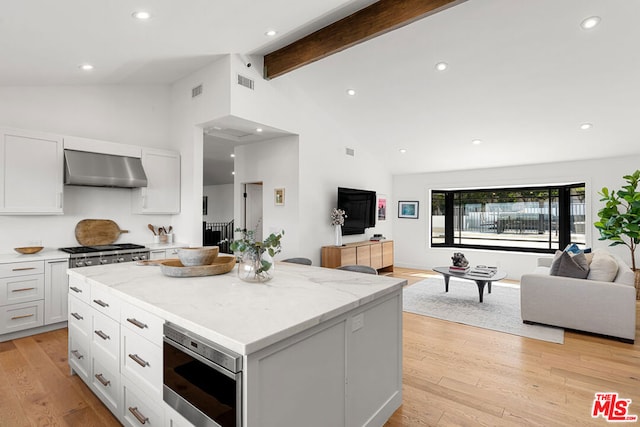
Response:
[[67, 261, 405, 427]]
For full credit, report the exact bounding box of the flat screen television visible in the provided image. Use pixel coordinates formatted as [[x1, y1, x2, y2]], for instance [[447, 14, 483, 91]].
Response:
[[337, 187, 376, 235]]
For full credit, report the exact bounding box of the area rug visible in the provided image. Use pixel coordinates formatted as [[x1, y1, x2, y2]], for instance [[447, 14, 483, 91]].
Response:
[[403, 277, 564, 344]]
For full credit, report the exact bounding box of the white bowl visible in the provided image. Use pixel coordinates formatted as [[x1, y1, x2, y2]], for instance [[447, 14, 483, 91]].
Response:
[[177, 246, 219, 266]]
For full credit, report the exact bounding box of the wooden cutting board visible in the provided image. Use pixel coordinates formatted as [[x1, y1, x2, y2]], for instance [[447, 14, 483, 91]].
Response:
[[75, 219, 129, 246]]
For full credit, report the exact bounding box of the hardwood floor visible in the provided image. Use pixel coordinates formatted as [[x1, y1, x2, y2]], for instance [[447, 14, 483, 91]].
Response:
[[0, 267, 638, 426]]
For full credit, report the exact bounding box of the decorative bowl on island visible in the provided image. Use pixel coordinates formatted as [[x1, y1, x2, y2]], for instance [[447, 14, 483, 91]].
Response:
[[177, 246, 219, 266], [14, 246, 44, 255], [160, 254, 236, 277]]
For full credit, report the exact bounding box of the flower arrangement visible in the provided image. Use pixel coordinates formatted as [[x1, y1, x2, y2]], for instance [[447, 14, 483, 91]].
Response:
[[230, 228, 284, 281], [331, 208, 347, 226]]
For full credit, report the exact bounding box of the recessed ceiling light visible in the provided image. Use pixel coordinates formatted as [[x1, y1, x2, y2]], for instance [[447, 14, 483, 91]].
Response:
[[132, 11, 151, 20], [472, 139, 483, 145], [580, 123, 593, 130], [399, 149, 407, 154], [346, 89, 356, 96], [230, 153, 235, 158], [265, 30, 277, 37], [231, 171, 235, 175], [581, 16, 601, 30], [435, 62, 448, 71], [79, 64, 94, 71], [256, 128, 263, 133]]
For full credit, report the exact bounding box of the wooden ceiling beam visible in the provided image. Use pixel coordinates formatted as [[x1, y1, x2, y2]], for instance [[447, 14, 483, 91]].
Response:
[[263, 0, 466, 79]]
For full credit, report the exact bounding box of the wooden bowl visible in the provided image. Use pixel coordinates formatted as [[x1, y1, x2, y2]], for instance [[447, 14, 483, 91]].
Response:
[[160, 254, 236, 277], [177, 246, 220, 266], [14, 246, 44, 255]]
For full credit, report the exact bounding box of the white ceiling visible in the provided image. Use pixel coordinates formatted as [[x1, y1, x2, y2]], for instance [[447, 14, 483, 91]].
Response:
[[3, 0, 639, 183]]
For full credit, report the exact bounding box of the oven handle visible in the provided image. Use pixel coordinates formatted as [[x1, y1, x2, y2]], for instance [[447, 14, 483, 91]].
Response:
[[163, 336, 240, 381]]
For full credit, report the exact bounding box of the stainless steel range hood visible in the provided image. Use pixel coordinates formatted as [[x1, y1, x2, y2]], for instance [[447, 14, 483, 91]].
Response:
[[64, 150, 148, 188]]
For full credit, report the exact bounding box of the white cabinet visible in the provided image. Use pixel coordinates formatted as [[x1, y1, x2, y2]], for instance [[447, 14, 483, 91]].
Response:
[[165, 404, 194, 427], [44, 259, 68, 325], [0, 261, 45, 336], [68, 275, 166, 425], [133, 149, 180, 214], [0, 128, 63, 214], [149, 247, 181, 260], [150, 250, 166, 260], [244, 292, 402, 427]]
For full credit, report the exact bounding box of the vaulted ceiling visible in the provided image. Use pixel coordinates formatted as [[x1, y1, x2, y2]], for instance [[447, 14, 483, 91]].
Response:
[[3, 0, 639, 184]]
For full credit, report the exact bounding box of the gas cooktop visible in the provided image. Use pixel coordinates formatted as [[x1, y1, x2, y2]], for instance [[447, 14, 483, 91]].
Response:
[[59, 243, 146, 254]]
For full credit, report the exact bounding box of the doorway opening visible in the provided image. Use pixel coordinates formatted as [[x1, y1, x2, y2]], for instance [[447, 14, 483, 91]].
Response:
[[242, 182, 263, 242]]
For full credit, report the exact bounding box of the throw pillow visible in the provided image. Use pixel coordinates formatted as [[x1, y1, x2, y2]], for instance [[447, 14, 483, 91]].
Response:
[[587, 252, 618, 282], [549, 250, 564, 275], [550, 251, 589, 279]]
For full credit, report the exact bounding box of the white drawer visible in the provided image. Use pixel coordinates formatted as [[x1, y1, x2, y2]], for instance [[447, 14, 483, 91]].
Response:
[[0, 261, 44, 278], [123, 377, 164, 427], [121, 301, 164, 346], [91, 356, 121, 416], [68, 296, 92, 337], [0, 300, 44, 334], [91, 310, 120, 364], [121, 328, 162, 396], [91, 284, 121, 321], [0, 274, 44, 306], [69, 275, 90, 304], [69, 331, 91, 382]]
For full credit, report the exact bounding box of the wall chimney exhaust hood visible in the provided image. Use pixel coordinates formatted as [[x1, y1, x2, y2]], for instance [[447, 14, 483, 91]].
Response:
[[64, 150, 148, 188]]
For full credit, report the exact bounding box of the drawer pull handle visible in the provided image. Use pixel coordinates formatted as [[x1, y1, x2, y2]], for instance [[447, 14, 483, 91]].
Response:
[[71, 312, 83, 320], [93, 299, 109, 308], [127, 318, 148, 329], [128, 406, 149, 425], [70, 286, 82, 293], [12, 267, 36, 271], [71, 350, 84, 360], [11, 314, 34, 320], [128, 353, 149, 368], [94, 330, 110, 340], [11, 287, 35, 292], [94, 373, 111, 387]]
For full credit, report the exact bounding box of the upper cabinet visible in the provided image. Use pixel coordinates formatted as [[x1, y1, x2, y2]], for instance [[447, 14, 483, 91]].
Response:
[[132, 148, 181, 214], [0, 128, 64, 215]]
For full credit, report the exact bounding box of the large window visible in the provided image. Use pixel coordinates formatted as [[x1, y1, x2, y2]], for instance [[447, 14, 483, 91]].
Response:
[[431, 184, 585, 253]]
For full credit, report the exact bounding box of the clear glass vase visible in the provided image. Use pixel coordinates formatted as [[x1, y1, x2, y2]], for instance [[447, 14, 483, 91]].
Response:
[[237, 250, 274, 283]]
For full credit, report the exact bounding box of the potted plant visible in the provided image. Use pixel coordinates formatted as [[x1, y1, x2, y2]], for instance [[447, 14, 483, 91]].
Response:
[[230, 228, 284, 282], [594, 169, 640, 299]]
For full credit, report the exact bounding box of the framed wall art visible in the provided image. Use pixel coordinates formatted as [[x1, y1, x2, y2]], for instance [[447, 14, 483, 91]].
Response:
[[398, 201, 419, 219], [274, 188, 285, 206]]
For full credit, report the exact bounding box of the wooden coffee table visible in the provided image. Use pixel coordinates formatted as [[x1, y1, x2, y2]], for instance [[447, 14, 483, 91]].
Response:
[[433, 267, 507, 303]]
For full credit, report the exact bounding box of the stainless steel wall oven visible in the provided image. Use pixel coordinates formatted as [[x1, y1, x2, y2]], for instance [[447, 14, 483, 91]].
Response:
[[163, 322, 243, 427]]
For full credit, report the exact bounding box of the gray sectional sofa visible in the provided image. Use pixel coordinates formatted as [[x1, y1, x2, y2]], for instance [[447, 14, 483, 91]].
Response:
[[520, 251, 636, 343]]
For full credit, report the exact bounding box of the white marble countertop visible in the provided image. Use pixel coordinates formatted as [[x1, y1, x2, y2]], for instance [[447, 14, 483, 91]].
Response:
[[68, 262, 405, 355], [0, 248, 69, 264]]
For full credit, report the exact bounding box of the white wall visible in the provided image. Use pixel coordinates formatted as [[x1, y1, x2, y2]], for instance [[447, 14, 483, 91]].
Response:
[[0, 85, 174, 252], [234, 136, 300, 259], [170, 54, 394, 265], [227, 55, 394, 264], [392, 154, 640, 279], [0, 86, 171, 148], [203, 184, 234, 223], [169, 57, 232, 246]]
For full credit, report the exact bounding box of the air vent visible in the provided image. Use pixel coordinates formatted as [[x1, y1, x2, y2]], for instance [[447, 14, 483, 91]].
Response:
[[192, 84, 203, 98], [346, 147, 355, 157], [237, 74, 254, 90]]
